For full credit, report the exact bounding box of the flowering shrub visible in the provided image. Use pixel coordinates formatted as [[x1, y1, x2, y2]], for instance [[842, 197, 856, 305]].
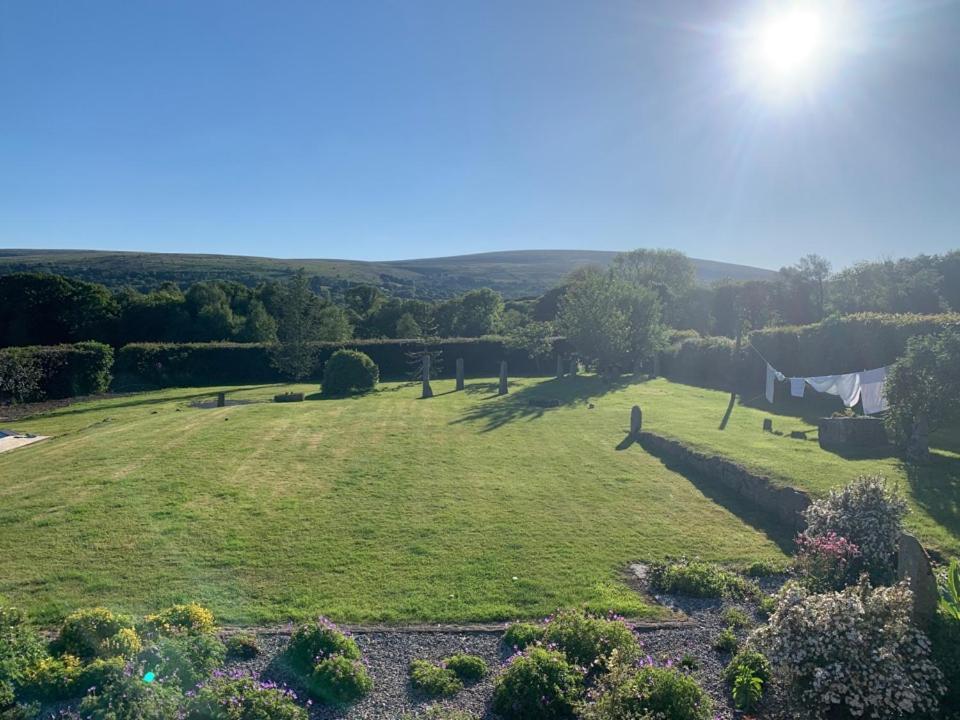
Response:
[[409, 659, 462, 697], [647, 560, 757, 599], [183, 672, 307, 720], [751, 579, 943, 718], [579, 654, 713, 720], [285, 618, 360, 674], [56, 608, 137, 660], [442, 653, 487, 682], [801, 476, 907, 584], [307, 655, 372, 704], [144, 603, 216, 636], [541, 610, 640, 671], [78, 673, 183, 720], [140, 633, 226, 691], [795, 531, 862, 592], [501, 622, 544, 651], [492, 646, 583, 720]]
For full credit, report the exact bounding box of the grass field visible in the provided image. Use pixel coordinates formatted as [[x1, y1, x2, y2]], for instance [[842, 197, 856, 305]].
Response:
[[2, 375, 956, 625], [0, 378, 790, 625]]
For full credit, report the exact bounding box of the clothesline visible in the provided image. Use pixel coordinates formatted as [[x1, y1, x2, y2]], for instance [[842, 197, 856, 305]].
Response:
[[747, 342, 890, 415]]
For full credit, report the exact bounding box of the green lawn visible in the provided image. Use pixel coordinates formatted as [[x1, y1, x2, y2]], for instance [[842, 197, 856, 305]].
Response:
[[0, 378, 788, 625]]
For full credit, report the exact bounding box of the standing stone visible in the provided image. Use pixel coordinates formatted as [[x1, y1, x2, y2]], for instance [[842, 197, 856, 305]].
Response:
[[570, 357, 578, 376], [762, 418, 773, 433], [498, 361, 508, 395], [556, 355, 564, 379], [898, 532, 939, 626], [652, 354, 660, 378], [216, 392, 226, 408], [630, 405, 642, 436], [421, 354, 433, 399], [455, 358, 464, 391]]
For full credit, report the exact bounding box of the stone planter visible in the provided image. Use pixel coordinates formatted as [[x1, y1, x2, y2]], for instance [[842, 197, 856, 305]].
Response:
[[818, 416, 888, 451], [274, 392, 305, 403]]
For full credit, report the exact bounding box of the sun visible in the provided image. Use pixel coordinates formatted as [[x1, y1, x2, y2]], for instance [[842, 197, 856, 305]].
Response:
[[745, 5, 831, 91]]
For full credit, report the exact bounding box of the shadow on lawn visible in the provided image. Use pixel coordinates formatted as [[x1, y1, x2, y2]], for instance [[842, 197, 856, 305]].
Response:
[[451, 374, 648, 432], [904, 451, 960, 561]]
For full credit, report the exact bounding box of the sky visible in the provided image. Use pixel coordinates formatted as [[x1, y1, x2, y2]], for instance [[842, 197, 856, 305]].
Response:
[[1, 0, 958, 270]]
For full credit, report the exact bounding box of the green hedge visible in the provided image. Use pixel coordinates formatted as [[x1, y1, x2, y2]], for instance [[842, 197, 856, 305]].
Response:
[[0, 341, 114, 401], [114, 338, 569, 389], [660, 313, 960, 393]]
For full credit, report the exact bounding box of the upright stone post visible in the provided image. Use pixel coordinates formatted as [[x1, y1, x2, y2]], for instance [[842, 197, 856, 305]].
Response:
[[498, 361, 508, 395], [570, 357, 578, 376], [455, 358, 464, 391], [216, 392, 226, 408], [556, 354, 564, 379], [421, 354, 433, 399], [652, 354, 660, 378], [630, 405, 642, 436]]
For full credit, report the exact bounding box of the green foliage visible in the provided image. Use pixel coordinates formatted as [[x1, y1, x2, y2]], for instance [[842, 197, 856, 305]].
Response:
[[492, 647, 583, 720], [742, 560, 787, 577], [580, 658, 713, 720], [720, 607, 751, 630], [731, 666, 763, 712], [0, 342, 113, 402], [78, 673, 183, 720], [0, 350, 42, 404], [141, 633, 226, 691], [501, 622, 545, 650], [723, 650, 771, 686], [647, 560, 757, 599], [57, 608, 137, 661], [885, 329, 960, 451], [183, 675, 307, 720], [930, 610, 960, 717], [144, 603, 216, 636], [321, 349, 379, 396], [285, 620, 361, 674], [712, 627, 738, 653], [441, 654, 487, 682], [0, 607, 46, 693], [400, 708, 478, 720], [408, 659, 462, 697], [541, 610, 640, 670], [225, 634, 260, 660], [504, 321, 555, 360], [395, 312, 423, 339], [307, 655, 372, 705]]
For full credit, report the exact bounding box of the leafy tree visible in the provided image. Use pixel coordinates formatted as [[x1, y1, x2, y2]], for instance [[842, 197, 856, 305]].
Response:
[[238, 300, 278, 342], [344, 284, 384, 317], [455, 288, 503, 336], [885, 330, 960, 461], [797, 254, 831, 320], [611, 248, 695, 327], [505, 321, 555, 360], [395, 312, 422, 338]]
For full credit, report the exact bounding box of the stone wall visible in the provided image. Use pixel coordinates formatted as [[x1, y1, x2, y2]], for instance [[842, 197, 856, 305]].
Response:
[[818, 416, 889, 451], [637, 431, 812, 533]]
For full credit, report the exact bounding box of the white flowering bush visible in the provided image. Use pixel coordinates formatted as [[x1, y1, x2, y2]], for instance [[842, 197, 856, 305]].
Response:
[[750, 579, 943, 719], [802, 476, 907, 584]]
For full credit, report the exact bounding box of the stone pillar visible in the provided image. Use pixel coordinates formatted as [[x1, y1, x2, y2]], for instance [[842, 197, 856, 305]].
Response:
[[216, 392, 226, 408], [630, 405, 642, 436], [556, 354, 564, 379], [498, 361, 508, 395], [455, 358, 464, 391], [898, 533, 939, 626], [570, 357, 578, 376], [421, 354, 433, 399], [763, 418, 773, 433]]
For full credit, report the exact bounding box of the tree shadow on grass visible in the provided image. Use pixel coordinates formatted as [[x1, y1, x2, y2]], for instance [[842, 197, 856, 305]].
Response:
[[903, 451, 960, 561], [451, 374, 647, 433], [642, 452, 797, 555]]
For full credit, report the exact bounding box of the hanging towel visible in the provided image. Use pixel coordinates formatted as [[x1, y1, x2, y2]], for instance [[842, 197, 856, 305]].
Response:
[[859, 367, 889, 415], [765, 363, 776, 404], [790, 377, 806, 398], [805, 373, 862, 407]]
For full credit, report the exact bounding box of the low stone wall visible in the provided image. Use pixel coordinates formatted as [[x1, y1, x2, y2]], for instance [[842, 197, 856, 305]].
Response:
[[637, 431, 812, 533]]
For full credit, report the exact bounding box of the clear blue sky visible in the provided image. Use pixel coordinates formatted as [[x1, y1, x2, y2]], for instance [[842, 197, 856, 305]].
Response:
[[1, 0, 958, 270]]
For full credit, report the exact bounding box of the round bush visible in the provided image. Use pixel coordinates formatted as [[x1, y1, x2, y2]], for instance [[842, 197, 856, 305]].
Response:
[[501, 622, 544, 651], [308, 655, 373, 704], [285, 618, 360, 674], [140, 633, 226, 691], [57, 608, 136, 660], [144, 603, 216, 636], [225, 633, 261, 660], [582, 663, 713, 720], [492, 647, 583, 720], [78, 674, 183, 720], [541, 610, 640, 670], [409, 659, 462, 697], [722, 650, 771, 687], [321, 350, 379, 397], [442, 653, 487, 682], [184, 674, 307, 720]]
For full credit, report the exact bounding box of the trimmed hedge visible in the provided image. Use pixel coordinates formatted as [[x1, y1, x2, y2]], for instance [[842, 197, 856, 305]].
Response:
[[661, 313, 960, 393], [0, 341, 113, 401], [114, 337, 568, 389]]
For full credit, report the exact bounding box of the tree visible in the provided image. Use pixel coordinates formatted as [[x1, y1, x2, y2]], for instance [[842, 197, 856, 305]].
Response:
[[885, 330, 960, 462], [505, 321, 555, 361], [797, 254, 832, 320], [344, 285, 384, 317], [455, 288, 503, 336], [395, 312, 422, 338], [237, 300, 278, 343], [611, 249, 696, 327]]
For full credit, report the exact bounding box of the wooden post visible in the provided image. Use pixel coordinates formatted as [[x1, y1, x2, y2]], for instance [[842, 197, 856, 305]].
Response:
[[455, 358, 464, 391], [498, 361, 508, 395], [421, 354, 433, 399]]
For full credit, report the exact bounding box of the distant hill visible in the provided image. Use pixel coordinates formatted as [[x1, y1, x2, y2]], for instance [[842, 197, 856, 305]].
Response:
[[0, 248, 776, 299]]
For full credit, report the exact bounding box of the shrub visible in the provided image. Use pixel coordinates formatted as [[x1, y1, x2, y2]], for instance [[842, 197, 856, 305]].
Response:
[[712, 627, 738, 653], [141, 633, 226, 691], [731, 666, 763, 712], [0, 607, 47, 691], [720, 607, 751, 629], [78, 673, 183, 720], [400, 708, 478, 720], [541, 610, 640, 671], [225, 634, 260, 660], [756, 594, 777, 620], [285, 618, 360, 674], [0, 342, 113, 401], [930, 610, 960, 717], [742, 560, 787, 577], [751, 578, 943, 719], [409, 659, 462, 697], [183, 673, 307, 720], [0, 703, 38, 720], [307, 655, 372, 704], [795, 531, 862, 592], [442, 654, 487, 682], [144, 603, 216, 636], [492, 647, 583, 720], [801, 476, 907, 584], [18, 655, 82, 702], [75, 658, 126, 696], [648, 560, 757, 599], [580, 656, 713, 720], [501, 622, 544, 650], [57, 608, 137, 661], [321, 350, 379, 396], [722, 650, 771, 687]]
